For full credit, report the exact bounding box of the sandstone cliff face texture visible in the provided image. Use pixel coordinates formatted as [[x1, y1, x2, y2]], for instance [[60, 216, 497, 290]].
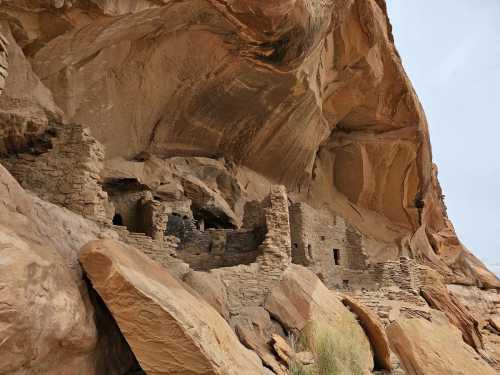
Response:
[[0, 0, 495, 288], [387, 311, 497, 375], [0, 0, 499, 375], [0, 165, 137, 374]]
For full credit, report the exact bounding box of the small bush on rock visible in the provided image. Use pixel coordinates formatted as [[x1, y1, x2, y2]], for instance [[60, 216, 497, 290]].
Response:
[[289, 320, 365, 375]]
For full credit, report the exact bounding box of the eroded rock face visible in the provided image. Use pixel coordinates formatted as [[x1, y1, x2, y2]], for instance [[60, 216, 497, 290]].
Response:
[[0, 165, 136, 374], [341, 294, 392, 370], [232, 307, 288, 375], [184, 270, 230, 321], [80, 239, 269, 375], [0, 21, 62, 156], [0, 227, 96, 374], [0, 0, 498, 373], [419, 268, 483, 351], [0, 0, 494, 287], [387, 311, 496, 375]]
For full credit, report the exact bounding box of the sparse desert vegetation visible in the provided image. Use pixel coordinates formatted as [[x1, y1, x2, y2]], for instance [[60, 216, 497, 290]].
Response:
[[289, 321, 365, 375]]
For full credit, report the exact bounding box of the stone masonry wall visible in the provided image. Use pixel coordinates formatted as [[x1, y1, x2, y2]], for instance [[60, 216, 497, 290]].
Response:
[[176, 228, 264, 271], [344, 258, 430, 325], [213, 185, 292, 315], [290, 202, 346, 267], [289, 202, 369, 288], [2, 123, 109, 221], [110, 224, 189, 275], [324, 256, 422, 292]]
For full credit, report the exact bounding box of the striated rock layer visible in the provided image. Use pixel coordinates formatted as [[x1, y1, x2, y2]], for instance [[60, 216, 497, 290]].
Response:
[[0, 164, 138, 374], [0, 0, 495, 288], [0, 0, 498, 375], [387, 311, 496, 375]]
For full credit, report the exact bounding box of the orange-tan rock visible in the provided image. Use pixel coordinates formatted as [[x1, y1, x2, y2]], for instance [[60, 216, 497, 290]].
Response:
[[419, 268, 483, 350], [387, 311, 496, 375], [80, 239, 269, 375], [232, 309, 288, 375], [0, 0, 498, 373], [0, 164, 136, 374]]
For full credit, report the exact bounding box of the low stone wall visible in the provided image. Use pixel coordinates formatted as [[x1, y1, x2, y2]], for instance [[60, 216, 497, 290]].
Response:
[[322, 257, 422, 292], [111, 224, 184, 272], [2, 123, 109, 221], [331, 257, 430, 325], [177, 228, 264, 271]]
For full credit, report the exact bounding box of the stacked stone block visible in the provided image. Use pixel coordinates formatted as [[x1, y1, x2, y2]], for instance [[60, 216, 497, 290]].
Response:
[[2, 123, 109, 222]]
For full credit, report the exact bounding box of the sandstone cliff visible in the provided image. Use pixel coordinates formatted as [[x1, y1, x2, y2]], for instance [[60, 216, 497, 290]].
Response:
[[0, 1, 498, 374]]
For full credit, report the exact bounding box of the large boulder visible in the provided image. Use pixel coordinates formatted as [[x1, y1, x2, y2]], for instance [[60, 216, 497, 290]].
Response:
[[419, 268, 483, 350], [183, 270, 230, 321], [80, 239, 269, 375], [387, 311, 496, 375], [0, 225, 96, 374], [341, 294, 392, 370], [0, 0, 497, 288]]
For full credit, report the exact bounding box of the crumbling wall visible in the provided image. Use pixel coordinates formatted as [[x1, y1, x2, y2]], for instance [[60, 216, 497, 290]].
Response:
[[137, 194, 169, 240], [344, 224, 369, 269], [177, 229, 264, 271], [342, 258, 429, 325], [325, 257, 422, 292], [110, 224, 186, 274], [213, 185, 292, 315], [1, 123, 109, 221], [109, 190, 147, 231]]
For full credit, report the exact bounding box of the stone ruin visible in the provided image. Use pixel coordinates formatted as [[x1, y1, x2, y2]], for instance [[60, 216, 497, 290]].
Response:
[[1, 122, 109, 221], [1, 123, 429, 322]]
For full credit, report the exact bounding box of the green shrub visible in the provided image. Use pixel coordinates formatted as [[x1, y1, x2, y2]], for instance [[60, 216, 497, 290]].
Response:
[[288, 320, 366, 375]]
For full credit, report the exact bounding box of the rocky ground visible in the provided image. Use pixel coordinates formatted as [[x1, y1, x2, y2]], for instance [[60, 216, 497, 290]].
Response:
[[0, 1, 498, 374]]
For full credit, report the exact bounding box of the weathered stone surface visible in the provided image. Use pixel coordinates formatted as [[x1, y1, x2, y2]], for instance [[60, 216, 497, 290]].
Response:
[[0, 225, 96, 374], [180, 174, 240, 228], [0, 21, 62, 156], [212, 185, 292, 315], [80, 239, 269, 375], [271, 334, 294, 366], [1, 122, 110, 221], [387, 311, 496, 375], [489, 317, 500, 332], [264, 264, 374, 372], [341, 294, 392, 370], [0, 0, 498, 373], [0, 0, 496, 288], [419, 268, 483, 351], [0, 164, 135, 374], [184, 270, 230, 321], [232, 308, 287, 375]]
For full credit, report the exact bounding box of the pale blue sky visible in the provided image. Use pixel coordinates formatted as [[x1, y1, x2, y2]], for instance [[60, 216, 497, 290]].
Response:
[[386, 1, 500, 276]]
